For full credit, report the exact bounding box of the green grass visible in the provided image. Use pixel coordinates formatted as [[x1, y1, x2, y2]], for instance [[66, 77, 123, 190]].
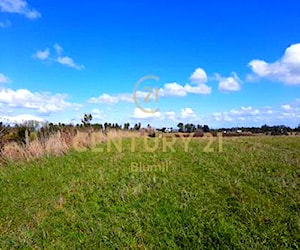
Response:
[[1, 136, 300, 249]]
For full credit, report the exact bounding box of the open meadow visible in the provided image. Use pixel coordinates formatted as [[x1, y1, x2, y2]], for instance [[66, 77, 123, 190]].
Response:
[[0, 135, 299, 249]]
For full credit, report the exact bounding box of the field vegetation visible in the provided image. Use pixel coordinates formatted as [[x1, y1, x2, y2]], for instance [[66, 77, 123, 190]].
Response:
[[1, 135, 299, 248]]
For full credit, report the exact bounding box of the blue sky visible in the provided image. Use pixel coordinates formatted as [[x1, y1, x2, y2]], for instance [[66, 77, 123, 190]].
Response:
[[0, 0, 300, 128]]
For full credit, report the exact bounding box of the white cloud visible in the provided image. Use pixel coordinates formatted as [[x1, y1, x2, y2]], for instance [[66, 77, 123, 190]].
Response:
[[160, 82, 211, 96], [217, 72, 241, 92], [89, 94, 119, 104], [229, 106, 260, 116], [92, 108, 101, 115], [34, 48, 50, 60], [34, 44, 84, 70], [160, 82, 211, 97], [0, 0, 41, 19], [159, 68, 212, 97], [89, 68, 212, 105], [118, 93, 135, 102], [0, 87, 76, 114], [132, 108, 161, 119], [184, 83, 211, 95], [56, 56, 84, 70], [248, 43, 300, 85], [165, 111, 176, 120], [188, 68, 211, 94], [181, 108, 196, 119], [281, 104, 292, 111], [0, 73, 10, 83], [88, 91, 151, 104], [160, 82, 187, 97], [190, 68, 207, 85], [0, 114, 44, 124], [54, 43, 63, 55], [209, 104, 300, 126], [91, 108, 104, 120]]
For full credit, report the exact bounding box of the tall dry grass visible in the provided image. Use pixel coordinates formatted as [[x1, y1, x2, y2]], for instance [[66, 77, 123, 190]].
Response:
[[0, 130, 144, 161]]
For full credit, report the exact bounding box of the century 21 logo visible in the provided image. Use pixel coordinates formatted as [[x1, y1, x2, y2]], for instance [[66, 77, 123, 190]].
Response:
[[133, 75, 160, 114]]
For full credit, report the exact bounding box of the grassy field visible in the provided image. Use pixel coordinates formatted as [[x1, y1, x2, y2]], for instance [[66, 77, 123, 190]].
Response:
[[0, 136, 300, 249]]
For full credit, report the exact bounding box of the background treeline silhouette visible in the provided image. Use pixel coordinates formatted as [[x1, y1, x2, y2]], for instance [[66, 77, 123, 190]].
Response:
[[1, 113, 300, 152]]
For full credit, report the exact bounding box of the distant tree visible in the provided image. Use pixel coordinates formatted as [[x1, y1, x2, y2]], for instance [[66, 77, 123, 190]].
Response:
[[191, 124, 196, 132], [203, 125, 210, 133], [185, 124, 191, 133], [177, 122, 184, 132], [123, 123, 130, 130], [0, 122, 6, 137], [133, 122, 141, 131], [81, 114, 93, 127], [92, 123, 103, 131], [197, 124, 203, 130], [184, 123, 196, 133], [104, 122, 108, 130]]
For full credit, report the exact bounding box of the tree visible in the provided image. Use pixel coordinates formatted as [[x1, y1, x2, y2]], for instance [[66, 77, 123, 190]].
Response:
[[81, 114, 93, 127], [203, 125, 210, 133], [124, 123, 130, 130], [104, 122, 108, 130], [0, 122, 6, 137], [177, 122, 184, 132], [197, 124, 203, 130]]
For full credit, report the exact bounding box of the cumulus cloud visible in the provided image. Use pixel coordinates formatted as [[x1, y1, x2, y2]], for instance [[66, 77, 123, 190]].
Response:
[[0, 87, 77, 114], [131, 108, 198, 121], [89, 91, 150, 104], [280, 102, 300, 119], [132, 108, 161, 119], [160, 82, 211, 97], [89, 68, 212, 105], [160, 82, 187, 97], [217, 72, 241, 92], [190, 68, 207, 84], [181, 108, 196, 119], [54, 43, 63, 55], [212, 106, 262, 123], [56, 56, 84, 70], [89, 94, 119, 105], [281, 104, 292, 111], [0, 73, 10, 83], [34, 44, 84, 70], [248, 43, 300, 85], [91, 108, 104, 120], [209, 104, 300, 125], [0, 0, 41, 19], [34, 48, 50, 60], [184, 84, 211, 95], [0, 114, 44, 124], [187, 68, 211, 94], [229, 106, 260, 116], [160, 68, 212, 97], [165, 111, 176, 120]]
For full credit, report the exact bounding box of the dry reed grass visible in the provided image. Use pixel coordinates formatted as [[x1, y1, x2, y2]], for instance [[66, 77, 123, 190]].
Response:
[[0, 130, 144, 161]]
